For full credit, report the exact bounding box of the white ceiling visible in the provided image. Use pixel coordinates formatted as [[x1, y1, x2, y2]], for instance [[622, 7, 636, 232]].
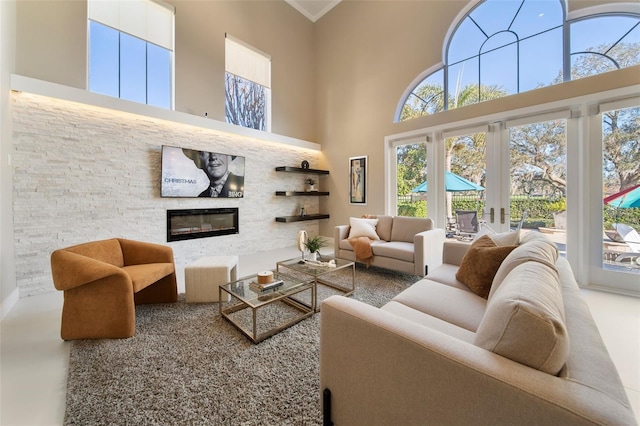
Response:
[[285, 0, 341, 22]]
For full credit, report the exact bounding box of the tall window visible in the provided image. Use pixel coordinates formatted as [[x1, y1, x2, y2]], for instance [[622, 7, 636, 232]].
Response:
[[225, 35, 271, 132], [601, 105, 640, 274], [88, 0, 174, 109], [396, 143, 427, 217], [398, 0, 640, 122]]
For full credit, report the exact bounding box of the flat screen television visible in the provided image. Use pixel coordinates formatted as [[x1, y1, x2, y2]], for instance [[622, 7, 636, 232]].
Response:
[[161, 145, 245, 198]]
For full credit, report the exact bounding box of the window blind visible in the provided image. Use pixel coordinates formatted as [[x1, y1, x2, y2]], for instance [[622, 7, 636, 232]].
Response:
[[88, 0, 174, 51], [225, 35, 271, 88]]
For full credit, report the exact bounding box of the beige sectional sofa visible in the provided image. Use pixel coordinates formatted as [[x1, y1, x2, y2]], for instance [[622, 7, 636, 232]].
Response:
[[334, 215, 446, 276], [320, 231, 636, 425]]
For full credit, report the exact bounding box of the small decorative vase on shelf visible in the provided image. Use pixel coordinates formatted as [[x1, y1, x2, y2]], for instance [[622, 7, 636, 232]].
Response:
[[306, 178, 317, 192], [310, 252, 318, 262]]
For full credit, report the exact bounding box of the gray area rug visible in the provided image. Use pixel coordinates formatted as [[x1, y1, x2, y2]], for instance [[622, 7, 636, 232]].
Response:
[[64, 265, 419, 425]]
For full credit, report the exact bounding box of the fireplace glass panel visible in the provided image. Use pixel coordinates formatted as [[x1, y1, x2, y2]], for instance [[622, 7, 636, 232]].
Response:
[[167, 208, 238, 242]]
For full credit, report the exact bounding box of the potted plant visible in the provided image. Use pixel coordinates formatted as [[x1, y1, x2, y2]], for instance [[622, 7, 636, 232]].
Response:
[[304, 235, 327, 261], [306, 178, 317, 192]]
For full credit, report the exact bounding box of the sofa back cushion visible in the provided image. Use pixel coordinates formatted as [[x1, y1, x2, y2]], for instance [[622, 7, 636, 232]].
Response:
[[64, 238, 125, 267], [519, 231, 559, 254], [488, 239, 559, 300], [474, 262, 569, 375], [375, 215, 394, 241], [390, 216, 433, 243]]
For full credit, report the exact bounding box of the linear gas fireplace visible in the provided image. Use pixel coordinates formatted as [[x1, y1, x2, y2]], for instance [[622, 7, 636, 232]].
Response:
[[167, 208, 239, 242]]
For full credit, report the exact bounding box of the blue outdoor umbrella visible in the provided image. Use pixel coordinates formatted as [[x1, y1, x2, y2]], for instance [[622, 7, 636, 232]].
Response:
[[411, 171, 485, 193], [604, 184, 640, 208]]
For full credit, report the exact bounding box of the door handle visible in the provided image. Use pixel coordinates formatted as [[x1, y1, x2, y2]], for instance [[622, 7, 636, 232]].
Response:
[[500, 208, 505, 224], [490, 208, 494, 223]]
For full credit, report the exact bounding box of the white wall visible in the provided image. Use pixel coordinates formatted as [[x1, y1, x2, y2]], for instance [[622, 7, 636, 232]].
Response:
[[11, 91, 323, 296], [1, 0, 17, 316]]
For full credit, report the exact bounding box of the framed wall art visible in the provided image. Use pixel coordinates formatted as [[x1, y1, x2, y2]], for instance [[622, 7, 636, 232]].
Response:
[[349, 156, 367, 205]]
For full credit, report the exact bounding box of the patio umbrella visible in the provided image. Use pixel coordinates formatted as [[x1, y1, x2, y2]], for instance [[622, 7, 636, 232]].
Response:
[[603, 184, 640, 208], [411, 171, 485, 193]]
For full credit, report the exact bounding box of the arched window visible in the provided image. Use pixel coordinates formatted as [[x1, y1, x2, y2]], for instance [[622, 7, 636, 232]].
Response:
[[397, 0, 640, 122]]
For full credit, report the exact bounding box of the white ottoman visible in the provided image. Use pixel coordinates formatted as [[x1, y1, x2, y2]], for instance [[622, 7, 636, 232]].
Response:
[[185, 256, 238, 303]]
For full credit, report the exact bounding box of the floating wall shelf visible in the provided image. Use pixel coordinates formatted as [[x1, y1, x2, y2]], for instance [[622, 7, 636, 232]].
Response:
[[275, 166, 329, 175], [275, 214, 330, 223], [275, 191, 330, 196], [275, 166, 330, 223]]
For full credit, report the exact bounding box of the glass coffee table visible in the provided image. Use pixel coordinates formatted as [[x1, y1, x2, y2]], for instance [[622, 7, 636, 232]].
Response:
[[219, 272, 315, 343], [276, 257, 355, 312]]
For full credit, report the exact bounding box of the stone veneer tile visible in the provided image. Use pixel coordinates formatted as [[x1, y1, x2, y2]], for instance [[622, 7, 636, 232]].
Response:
[[11, 92, 322, 296]]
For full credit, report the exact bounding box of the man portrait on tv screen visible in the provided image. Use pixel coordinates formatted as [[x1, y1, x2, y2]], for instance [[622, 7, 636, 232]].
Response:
[[182, 149, 244, 198]]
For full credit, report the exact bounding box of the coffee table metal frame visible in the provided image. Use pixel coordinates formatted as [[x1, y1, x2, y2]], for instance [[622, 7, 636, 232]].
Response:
[[276, 257, 355, 312], [219, 272, 315, 343]]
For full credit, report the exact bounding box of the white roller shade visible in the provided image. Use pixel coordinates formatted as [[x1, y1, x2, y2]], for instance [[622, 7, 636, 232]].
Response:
[[506, 109, 571, 128], [225, 35, 271, 88], [599, 96, 640, 114], [88, 0, 174, 51], [442, 124, 490, 139]]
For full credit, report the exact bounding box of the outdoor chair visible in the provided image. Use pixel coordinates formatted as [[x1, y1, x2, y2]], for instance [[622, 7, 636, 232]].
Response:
[[455, 210, 479, 238], [605, 223, 640, 265], [511, 210, 528, 232]]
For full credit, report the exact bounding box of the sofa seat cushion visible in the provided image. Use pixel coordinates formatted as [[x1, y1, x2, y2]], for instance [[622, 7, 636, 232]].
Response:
[[382, 301, 476, 343], [456, 235, 517, 299], [339, 238, 385, 252], [122, 263, 175, 293], [391, 279, 487, 332], [425, 264, 472, 292], [474, 261, 569, 375], [372, 241, 414, 263]]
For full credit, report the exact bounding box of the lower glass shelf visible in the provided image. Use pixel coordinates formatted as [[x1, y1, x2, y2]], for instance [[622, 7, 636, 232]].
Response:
[[275, 214, 330, 223]]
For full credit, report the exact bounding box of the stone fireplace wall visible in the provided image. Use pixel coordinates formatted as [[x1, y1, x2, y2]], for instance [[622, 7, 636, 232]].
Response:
[[11, 92, 323, 296]]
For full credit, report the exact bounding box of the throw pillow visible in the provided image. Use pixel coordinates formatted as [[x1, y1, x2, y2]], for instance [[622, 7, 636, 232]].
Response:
[[348, 217, 380, 240], [473, 225, 520, 246], [491, 229, 520, 246], [456, 235, 517, 299]]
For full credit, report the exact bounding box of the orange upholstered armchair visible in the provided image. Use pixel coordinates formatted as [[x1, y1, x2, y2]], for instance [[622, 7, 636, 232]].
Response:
[[50, 238, 178, 340]]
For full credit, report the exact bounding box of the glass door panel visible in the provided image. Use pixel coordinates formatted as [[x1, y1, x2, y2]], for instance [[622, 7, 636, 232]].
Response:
[[508, 119, 567, 254], [445, 133, 486, 237], [601, 105, 640, 275], [396, 142, 427, 217]]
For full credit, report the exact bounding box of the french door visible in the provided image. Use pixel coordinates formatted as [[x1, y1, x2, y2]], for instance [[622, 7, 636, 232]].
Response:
[[586, 99, 640, 293], [503, 114, 568, 255], [437, 117, 567, 251], [386, 88, 639, 295]]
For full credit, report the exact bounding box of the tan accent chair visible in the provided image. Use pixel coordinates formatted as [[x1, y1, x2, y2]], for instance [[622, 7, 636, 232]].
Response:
[[51, 238, 178, 340]]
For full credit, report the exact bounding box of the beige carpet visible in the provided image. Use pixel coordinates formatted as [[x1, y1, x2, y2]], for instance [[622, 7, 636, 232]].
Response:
[[64, 265, 419, 425]]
